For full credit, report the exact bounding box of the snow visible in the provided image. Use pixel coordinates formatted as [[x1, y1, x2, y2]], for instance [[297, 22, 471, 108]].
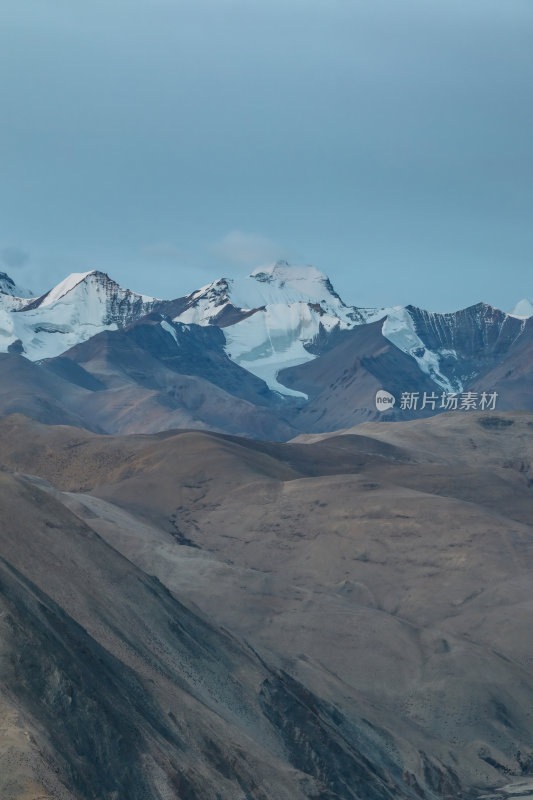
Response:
[[0, 274, 32, 298], [0, 270, 156, 360], [237, 266, 341, 312], [357, 306, 394, 324], [0, 307, 18, 350], [178, 262, 360, 322], [0, 292, 27, 313], [382, 308, 458, 392], [223, 304, 322, 397], [243, 262, 338, 306], [498, 778, 533, 797], [160, 319, 179, 344], [38, 271, 95, 307], [509, 298, 533, 319], [2, 261, 517, 401], [0, 272, 35, 311], [174, 262, 387, 395]]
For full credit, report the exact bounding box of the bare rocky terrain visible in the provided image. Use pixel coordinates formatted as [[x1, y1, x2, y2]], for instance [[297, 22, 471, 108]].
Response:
[[0, 411, 532, 798]]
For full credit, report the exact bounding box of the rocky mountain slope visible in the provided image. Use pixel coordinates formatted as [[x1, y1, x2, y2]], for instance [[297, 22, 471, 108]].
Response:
[[1, 468, 410, 800], [0, 411, 532, 799], [0, 264, 531, 437], [0, 312, 298, 438]]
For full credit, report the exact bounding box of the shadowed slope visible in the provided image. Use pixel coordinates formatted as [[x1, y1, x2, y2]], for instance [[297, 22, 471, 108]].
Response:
[[0, 353, 96, 430], [0, 470, 421, 800], [278, 321, 443, 430], [47, 315, 299, 439]]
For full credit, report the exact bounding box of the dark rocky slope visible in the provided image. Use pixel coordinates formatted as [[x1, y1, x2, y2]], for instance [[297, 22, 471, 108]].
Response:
[[0, 468, 440, 800]]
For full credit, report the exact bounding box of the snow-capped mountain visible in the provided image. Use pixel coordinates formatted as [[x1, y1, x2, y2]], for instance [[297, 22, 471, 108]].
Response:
[[0, 270, 157, 360], [0, 262, 531, 434], [174, 261, 389, 395], [173, 262, 532, 397], [382, 307, 459, 392], [0, 271, 32, 298], [0, 271, 34, 311], [383, 302, 531, 393]]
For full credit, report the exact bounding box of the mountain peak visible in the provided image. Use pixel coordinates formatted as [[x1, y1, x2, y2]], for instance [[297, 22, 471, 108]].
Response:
[[3, 270, 158, 360], [0, 271, 33, 299], [249, 261, 328, 286], [37, 270, 118, 307]]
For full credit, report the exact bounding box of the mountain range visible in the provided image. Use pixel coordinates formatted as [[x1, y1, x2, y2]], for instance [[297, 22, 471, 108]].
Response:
[[1, 263, 532, 799], [0, 264, 531, 437]]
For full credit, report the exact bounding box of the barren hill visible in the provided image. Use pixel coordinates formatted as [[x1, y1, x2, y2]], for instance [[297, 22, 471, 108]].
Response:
[[0, 412, 532, 798]]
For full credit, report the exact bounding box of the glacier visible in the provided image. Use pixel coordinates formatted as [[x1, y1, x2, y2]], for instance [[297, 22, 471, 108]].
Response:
[[0, 261, 528, 399], [174, 260, 389, 394]]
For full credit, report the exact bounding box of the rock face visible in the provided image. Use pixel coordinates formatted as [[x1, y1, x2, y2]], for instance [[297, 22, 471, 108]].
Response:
[[393, 303, 533, 391], [278, 310, 533, 432], [0, 411, 532, 799], [0, 264, 531, 437]]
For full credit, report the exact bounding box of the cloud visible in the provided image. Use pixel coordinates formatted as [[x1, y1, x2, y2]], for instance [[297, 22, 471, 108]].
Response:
[[1, 246, 29, 269], [211, 230, 288, 267], [141, 242, 184, 262]]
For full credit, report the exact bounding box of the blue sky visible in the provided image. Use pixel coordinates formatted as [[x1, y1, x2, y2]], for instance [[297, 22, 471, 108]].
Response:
[[1, 0, 532, 311]]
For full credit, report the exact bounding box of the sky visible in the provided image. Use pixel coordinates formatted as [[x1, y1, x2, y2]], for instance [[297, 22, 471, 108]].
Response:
[[1, 0, 532, 311]]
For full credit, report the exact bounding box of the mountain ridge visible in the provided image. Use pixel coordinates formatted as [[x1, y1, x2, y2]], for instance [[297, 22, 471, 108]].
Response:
[[0, 264, 531, 437]]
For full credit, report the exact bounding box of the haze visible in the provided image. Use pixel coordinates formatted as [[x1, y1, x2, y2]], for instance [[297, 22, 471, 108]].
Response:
[[1, 0, 532, 310]]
